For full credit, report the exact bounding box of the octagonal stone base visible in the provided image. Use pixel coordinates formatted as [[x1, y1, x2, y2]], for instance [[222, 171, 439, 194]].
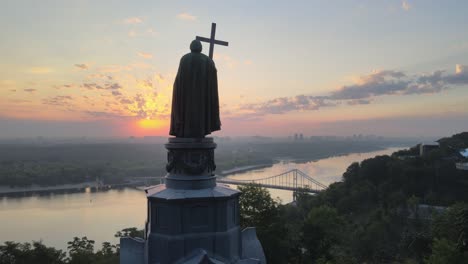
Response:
[[120, 138, 265, 263], [145, 184, 242, 263]]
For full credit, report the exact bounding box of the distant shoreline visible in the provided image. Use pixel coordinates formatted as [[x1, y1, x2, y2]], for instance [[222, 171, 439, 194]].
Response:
[[0, 181, 97, 195], [0, 146, 406, 196], [220, 163, 273, 176]]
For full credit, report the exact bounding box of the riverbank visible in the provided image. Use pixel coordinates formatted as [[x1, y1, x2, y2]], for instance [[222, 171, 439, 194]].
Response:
[[0, 145, 407, 196], [219, 145, 399, 177], [0, 181, 98, 195], [220, 163, 273, 176], [0, 181, 151, 196]]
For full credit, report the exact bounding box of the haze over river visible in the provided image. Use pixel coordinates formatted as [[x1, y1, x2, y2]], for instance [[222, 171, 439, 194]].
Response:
[[0, 147, 402, 250]]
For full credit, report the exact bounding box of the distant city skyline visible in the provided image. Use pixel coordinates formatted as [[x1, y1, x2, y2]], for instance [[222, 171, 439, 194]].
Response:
[[1, 0, 468, 138]]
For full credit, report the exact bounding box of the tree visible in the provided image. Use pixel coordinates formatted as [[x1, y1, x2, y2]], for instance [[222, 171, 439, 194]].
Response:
[[425, 238, 468, 264], [301, 205, 344, 262], [238, 184, 279, 228], [94, 242, 119, 264], [67, 237, 95, 264], [238, 184, 290, 264], [0, 241, 65, 264], [114, 227, 144, 239]]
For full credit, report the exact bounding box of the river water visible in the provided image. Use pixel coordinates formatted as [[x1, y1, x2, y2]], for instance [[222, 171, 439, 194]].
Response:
[[0, 147, 402, 251], [225, 147, 403, 203]]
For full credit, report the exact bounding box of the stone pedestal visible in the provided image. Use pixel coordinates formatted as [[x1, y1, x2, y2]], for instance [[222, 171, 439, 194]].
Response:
[[120, 138, 265, 264]]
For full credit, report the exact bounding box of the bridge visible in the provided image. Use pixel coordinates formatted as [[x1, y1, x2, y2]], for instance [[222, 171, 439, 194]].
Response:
[[217, 169, 327, 194]]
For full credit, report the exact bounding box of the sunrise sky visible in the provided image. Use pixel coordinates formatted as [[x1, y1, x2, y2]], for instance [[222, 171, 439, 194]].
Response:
[[1, 0, 468, 138]]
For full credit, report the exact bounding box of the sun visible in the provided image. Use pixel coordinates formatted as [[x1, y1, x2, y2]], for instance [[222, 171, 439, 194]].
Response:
[[123, 118, 168, 137], [137, 118, 165, 130]]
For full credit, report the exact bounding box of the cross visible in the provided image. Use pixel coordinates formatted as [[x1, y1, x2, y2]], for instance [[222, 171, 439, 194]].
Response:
[[196, 23, 229, 60]]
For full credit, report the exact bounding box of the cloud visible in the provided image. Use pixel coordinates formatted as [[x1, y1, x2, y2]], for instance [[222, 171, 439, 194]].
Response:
[[177, 13, 197, 21], [23, 88, 36, 93], [123, 17, 143, 24], [214, 53, 237, 69], [112, 90, 122, 96], [84, 111, 129, 119], [240, 95, 333, 116], [87, 74, 113, 80], [106, 83, 122, 90], [402, 0, 411, 11], [74, 64, 89, 70], [137, 52, 153, 59], [128, 30, 137, 37], [81, 82, 122, 90], [9, 99, 31, 103], [124, 93, 169, 119], [330, 70, 409, 100], [455, 64, 466, 74], [42, 95, 73, 106], [83, 83, 101, 90], [444, 64, 468, 85], [28, 67, 53, 74], [137, 79, 153, 90], [120, 98, 133, 104], [235, 64, 468, 118], [347, 99, 372, 105]]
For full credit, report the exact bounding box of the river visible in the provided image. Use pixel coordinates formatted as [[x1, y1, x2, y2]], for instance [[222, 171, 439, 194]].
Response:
[[0, 147, 402, 251], [224, 147, 403, 203]]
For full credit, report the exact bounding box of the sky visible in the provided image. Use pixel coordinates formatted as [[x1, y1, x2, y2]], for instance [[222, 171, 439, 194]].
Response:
[[1, 0, 468, 138]]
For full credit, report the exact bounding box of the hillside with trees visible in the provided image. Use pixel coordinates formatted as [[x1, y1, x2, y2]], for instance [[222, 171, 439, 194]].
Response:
[[240, 132, 468, 263]]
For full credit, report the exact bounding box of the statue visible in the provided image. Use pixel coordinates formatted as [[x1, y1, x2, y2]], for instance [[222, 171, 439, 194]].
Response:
[[169, 40, 221, 138], [121, 23, 266, 264]]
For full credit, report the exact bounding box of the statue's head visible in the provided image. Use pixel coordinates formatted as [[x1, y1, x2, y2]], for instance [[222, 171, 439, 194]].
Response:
[[190, 40, 202, 53]]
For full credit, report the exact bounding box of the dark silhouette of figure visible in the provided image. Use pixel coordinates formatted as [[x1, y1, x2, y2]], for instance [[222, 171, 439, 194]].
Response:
[[169, 40, 221, 138]]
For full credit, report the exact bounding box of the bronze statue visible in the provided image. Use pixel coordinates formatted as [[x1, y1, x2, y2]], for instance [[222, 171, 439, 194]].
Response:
[[169, 40, 221, 138]]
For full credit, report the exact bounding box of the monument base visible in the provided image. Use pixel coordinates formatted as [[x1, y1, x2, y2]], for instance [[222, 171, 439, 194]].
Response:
[[120, 138, 265, 264]]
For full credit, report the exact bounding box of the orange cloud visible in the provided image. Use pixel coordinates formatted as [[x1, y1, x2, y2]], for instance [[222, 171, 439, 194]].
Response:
[[74, 64, 89, 70], [123, 17, 143, 24], [177, 13, 197, 21], [28, 67, 53, 74], [402, 1, 411, 11], [138, 52, 153, 59]]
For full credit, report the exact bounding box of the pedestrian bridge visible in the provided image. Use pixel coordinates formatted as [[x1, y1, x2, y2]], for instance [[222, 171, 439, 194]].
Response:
[[217, 169, 327, 194]]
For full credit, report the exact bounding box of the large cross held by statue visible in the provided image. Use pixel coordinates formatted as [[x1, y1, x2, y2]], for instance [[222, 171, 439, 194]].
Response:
[[196, 23, 229, 59]]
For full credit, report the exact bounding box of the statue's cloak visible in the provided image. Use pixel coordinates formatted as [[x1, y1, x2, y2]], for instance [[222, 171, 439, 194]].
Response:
[[169, 51, 221, 137]]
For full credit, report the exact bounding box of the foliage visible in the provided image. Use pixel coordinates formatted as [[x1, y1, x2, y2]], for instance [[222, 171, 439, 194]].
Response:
[[0, 237, 120, 264], [301, 205, 344, 261], [238, 184, 291, 264], [0, 241, 66, 264], [425, 238, 468, 264], [238, 184, 279, 229], [114, 227, 144, 239], [251, 132, 468, 263]]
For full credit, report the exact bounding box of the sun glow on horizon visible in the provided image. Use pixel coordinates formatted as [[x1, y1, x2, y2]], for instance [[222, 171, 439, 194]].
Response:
[[122, 118, 169, 137], [137, 118, 166, 130]]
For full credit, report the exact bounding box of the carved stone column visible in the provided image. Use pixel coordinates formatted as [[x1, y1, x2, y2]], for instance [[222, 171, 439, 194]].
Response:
[[165, 137, 217, 189]]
